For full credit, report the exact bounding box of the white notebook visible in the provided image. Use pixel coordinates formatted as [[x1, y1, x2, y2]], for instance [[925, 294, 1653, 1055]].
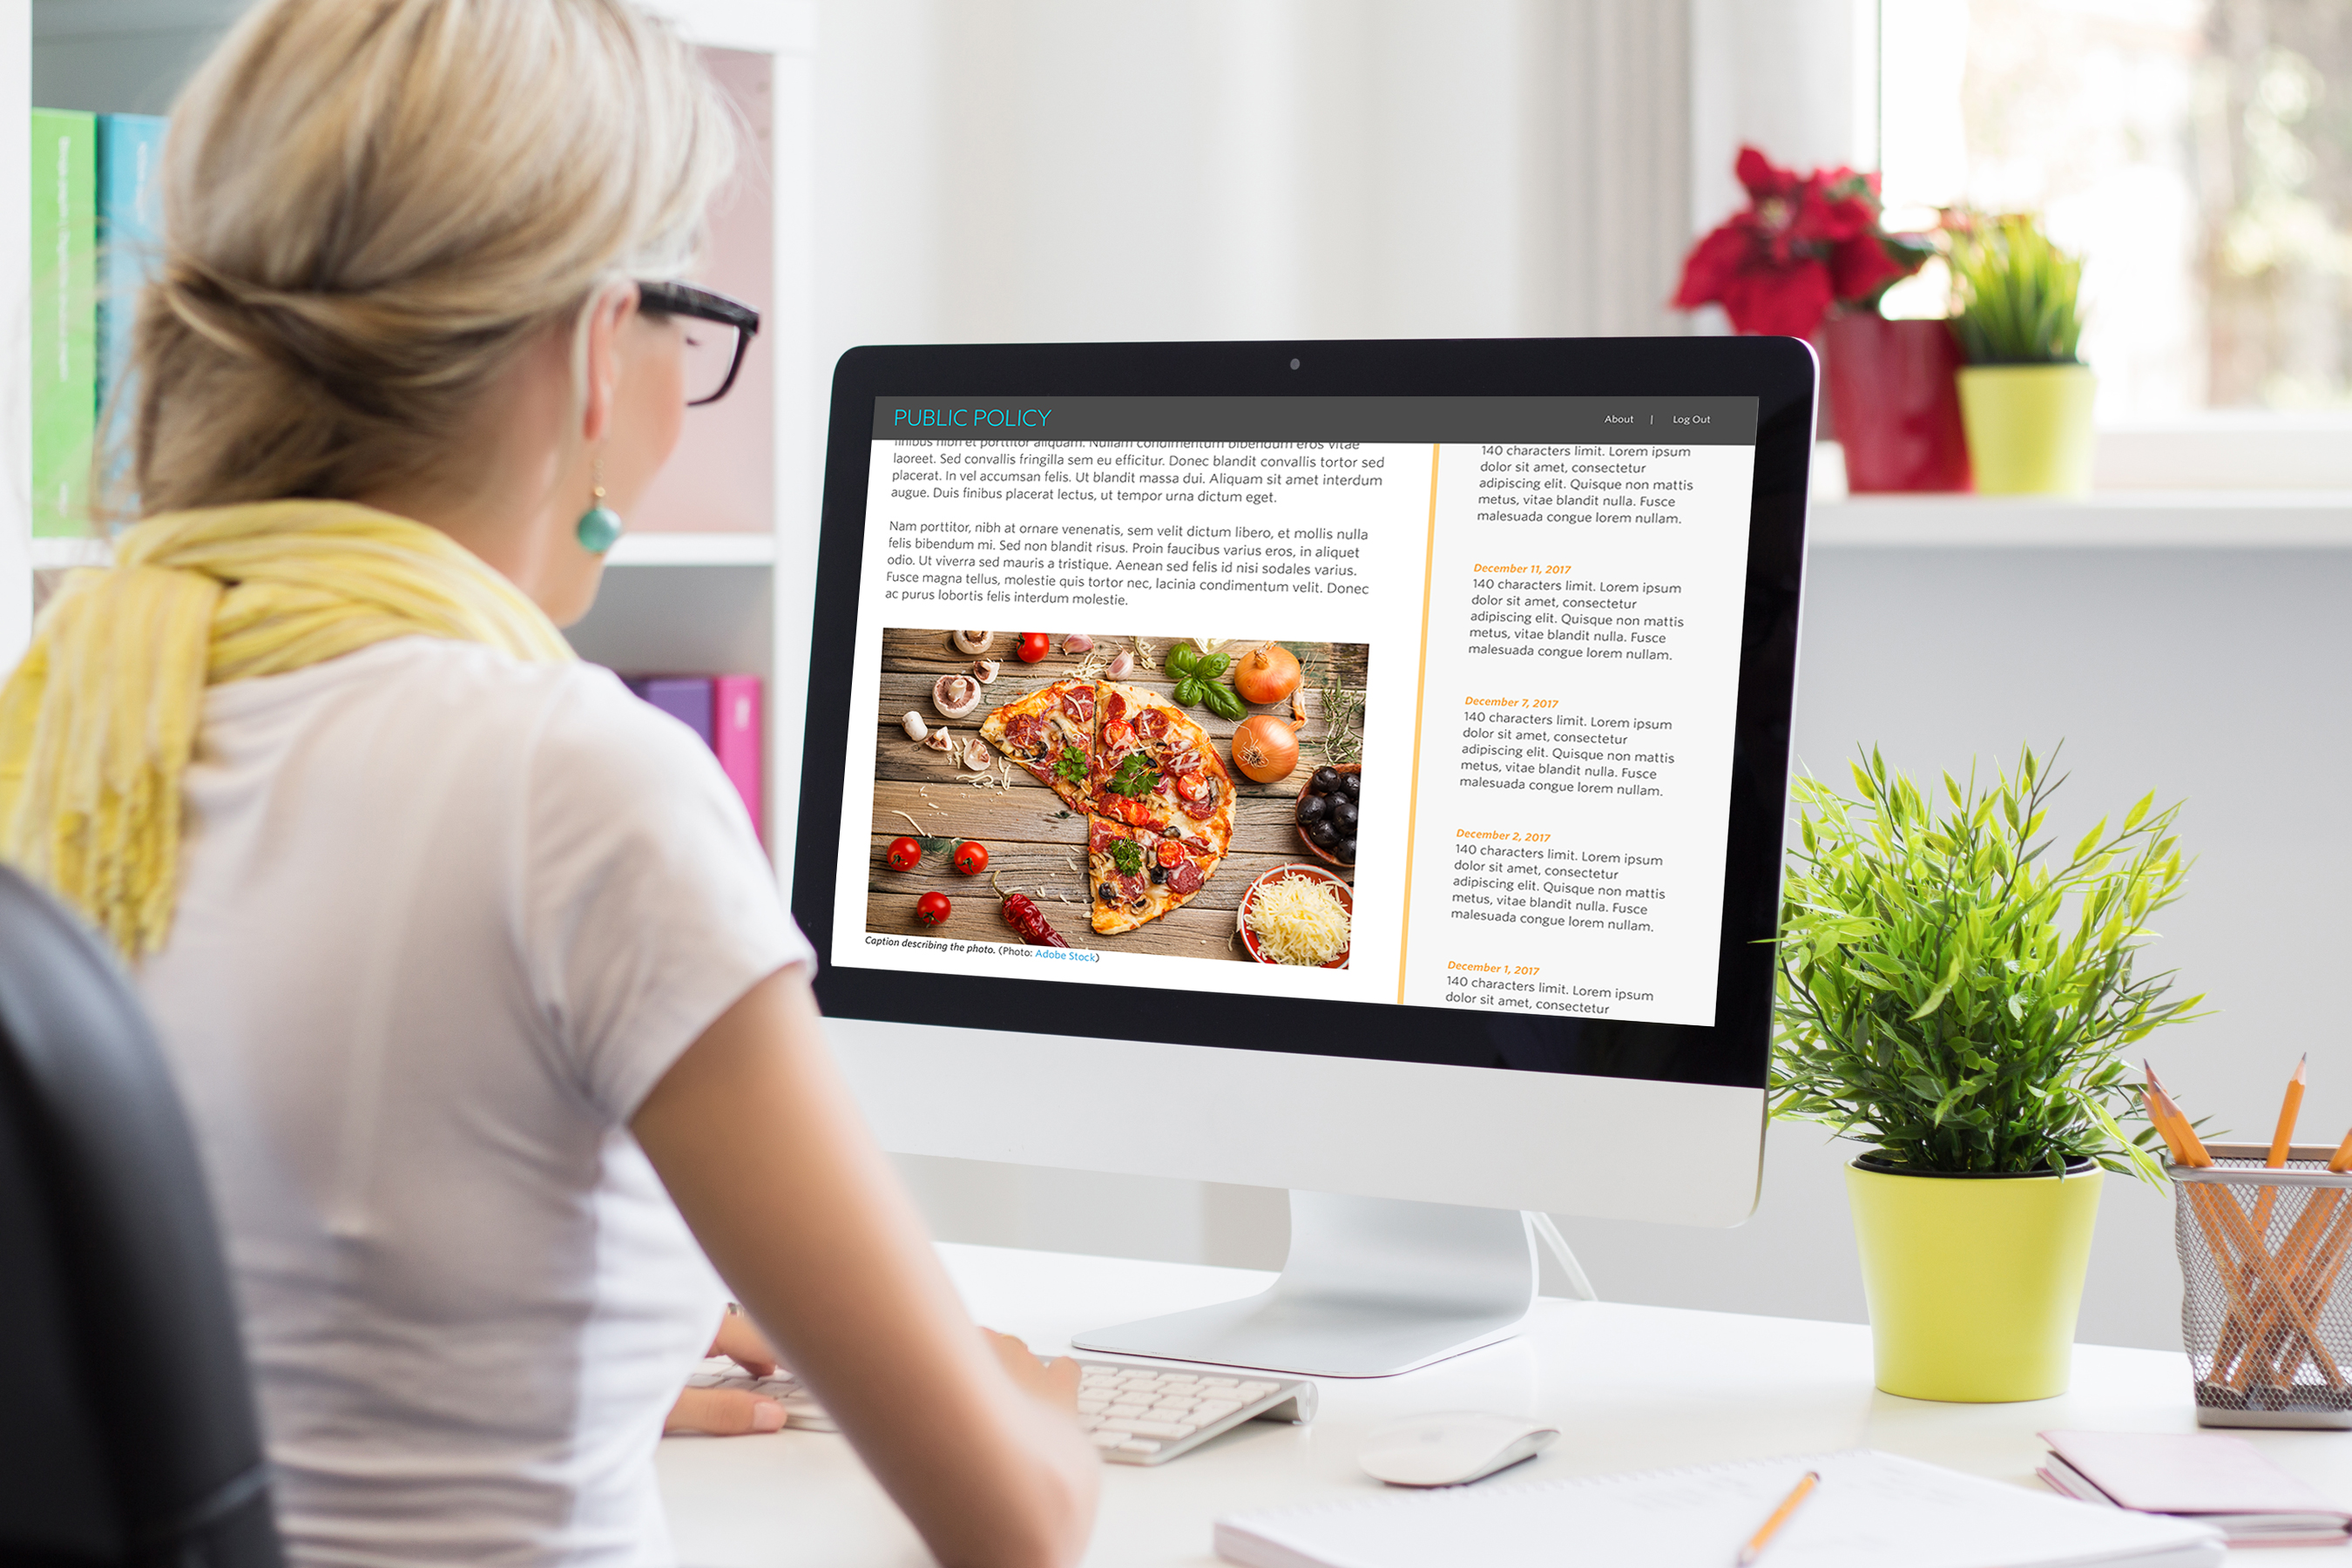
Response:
[[1213, 1450, 2225, 1568]]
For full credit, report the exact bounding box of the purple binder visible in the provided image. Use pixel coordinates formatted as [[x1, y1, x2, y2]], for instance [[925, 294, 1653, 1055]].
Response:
[[640, 677, 714, 747]]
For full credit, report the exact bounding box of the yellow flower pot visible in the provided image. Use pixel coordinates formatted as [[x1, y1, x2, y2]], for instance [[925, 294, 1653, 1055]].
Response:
[[1846, 1156, 2103, 1402], [1956, 363, 2098, 496]]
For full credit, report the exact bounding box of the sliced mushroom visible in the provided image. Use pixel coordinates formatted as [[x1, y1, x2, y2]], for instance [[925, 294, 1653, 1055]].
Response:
[[951, 630, 995, 656], [960, 737, 992, 772], [922, 725, 956, 754], [934, 673, 982, 719], [901, 711, 929, 743], [1105, 652, 1133, 679], [971, 659, 1002, 684]]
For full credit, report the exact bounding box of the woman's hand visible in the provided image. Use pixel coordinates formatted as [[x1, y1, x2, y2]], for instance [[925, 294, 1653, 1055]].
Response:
[[663, 1307, 788, 1436], [665, 1322, 1072, 1440]]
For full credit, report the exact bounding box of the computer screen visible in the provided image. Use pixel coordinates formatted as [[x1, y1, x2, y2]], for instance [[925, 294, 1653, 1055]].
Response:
[[794, 341, 1811, 1114]]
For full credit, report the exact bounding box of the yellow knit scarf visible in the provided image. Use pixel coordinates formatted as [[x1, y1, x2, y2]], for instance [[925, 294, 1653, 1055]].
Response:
[[0, 499, 574, 956]]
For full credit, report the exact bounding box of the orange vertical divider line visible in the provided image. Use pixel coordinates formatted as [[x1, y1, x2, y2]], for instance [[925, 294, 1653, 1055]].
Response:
[[1395, 443, 1443, 1004]]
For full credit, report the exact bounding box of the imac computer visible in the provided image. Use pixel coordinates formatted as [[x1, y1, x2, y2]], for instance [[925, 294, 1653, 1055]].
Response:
[[790, 337, 1815, 1377]]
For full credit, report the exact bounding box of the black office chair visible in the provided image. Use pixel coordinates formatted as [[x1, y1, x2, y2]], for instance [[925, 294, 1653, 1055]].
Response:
[[0, 864, 283, 1567]]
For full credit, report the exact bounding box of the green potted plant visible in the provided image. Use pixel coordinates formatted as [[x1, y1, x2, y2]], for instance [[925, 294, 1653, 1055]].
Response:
[[1774, 747, 2200, 1402], [1949, 213, 2096, 495]]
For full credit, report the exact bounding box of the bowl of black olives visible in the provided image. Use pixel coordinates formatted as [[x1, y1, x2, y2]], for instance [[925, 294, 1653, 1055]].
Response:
[[1294, 763, 1360, 868]]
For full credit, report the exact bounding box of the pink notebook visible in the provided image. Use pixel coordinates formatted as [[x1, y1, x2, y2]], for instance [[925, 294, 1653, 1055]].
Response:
[[711, 674, 762, 842], [2040, 1429, 2351, 1546]]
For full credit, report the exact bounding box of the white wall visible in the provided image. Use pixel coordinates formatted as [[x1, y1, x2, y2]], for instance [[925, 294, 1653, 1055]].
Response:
[[813, 0, 1695, 362], [1689, 0, 1877, 231]]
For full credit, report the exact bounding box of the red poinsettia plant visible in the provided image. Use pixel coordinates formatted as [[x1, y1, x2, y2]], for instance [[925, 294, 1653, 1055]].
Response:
[[1674, 146, 1935, 339]]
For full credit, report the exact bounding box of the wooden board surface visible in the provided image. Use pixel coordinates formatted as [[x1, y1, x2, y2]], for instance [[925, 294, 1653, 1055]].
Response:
[[867, 631, 1369, 962]]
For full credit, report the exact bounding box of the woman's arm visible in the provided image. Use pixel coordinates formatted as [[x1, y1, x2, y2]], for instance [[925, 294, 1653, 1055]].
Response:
[[632, 968, 1099, 1568]]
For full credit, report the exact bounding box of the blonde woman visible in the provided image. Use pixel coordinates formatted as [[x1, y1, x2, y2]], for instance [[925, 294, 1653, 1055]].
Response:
[[0, 3, 1097, 1565]]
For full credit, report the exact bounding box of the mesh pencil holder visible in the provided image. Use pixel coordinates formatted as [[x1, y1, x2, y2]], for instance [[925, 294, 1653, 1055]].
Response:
[[2173, 1144, 2352, 1429]]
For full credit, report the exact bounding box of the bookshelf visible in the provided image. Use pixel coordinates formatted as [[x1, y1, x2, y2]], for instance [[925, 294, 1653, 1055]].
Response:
[[7, 0, 817, 875]]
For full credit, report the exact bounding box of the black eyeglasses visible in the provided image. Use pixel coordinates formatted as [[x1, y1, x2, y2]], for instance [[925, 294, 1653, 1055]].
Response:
[[637, 280, 761, 406]]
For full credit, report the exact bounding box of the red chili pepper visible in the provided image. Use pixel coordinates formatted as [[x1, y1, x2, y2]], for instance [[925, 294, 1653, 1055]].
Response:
[[992, 873, 1069, 947]]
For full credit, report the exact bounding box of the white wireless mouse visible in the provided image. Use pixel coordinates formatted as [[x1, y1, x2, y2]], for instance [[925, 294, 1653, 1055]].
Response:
[[1356, 1411, 1559, 1487]]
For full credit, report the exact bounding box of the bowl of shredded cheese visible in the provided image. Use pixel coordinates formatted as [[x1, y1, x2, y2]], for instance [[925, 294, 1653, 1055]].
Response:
[[1238, 864, 1355, 969]]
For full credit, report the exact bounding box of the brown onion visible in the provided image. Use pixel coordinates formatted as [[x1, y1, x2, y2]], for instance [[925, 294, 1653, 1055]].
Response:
[[1233, 643, 1302, 706], [1230, 713, 1303, 782]]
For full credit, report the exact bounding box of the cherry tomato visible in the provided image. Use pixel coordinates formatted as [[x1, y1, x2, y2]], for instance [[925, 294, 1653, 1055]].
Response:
[[952, 841, 990, 875], [885, 836, 923, 871], [1017, 632, 1051, 663], [1154, 836, 1186, 868], [916, 890, 952, 926]]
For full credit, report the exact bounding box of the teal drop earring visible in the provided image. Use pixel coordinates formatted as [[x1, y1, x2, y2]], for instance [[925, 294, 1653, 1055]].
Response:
[[576, 455, 623, 554]]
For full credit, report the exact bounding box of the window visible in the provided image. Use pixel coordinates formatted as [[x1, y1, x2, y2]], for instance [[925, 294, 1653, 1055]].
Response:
[[1880, 0, 2352, 423]]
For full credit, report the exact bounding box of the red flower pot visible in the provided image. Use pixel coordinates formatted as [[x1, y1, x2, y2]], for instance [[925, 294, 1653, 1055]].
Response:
[[1821, 314, 1971, 492]]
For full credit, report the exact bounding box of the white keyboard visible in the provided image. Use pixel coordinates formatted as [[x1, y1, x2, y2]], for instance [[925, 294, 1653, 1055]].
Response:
[[1068, 1361, 1316, 1464], [687, 1355, 1317, 1465]]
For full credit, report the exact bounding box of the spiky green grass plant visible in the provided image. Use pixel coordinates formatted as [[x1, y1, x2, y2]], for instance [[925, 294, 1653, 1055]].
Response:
[[1773, 747, 2200, 1182], [1950, 214, 2086, 365]]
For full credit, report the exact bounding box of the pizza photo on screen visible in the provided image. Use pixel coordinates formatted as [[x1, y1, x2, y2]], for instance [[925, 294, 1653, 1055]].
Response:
[[866, 630, 1369, 967]]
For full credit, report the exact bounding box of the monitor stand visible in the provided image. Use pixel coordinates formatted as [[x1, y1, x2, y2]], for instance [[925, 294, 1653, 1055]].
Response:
[[1070, 1191, 1539, 1378]]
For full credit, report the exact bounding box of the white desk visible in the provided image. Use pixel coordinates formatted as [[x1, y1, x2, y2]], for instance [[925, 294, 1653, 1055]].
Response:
[[658, 1243, 2352, 1567]]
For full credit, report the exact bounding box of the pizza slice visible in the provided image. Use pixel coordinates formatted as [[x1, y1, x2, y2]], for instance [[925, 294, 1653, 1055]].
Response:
[[978, 678, 1096, 809], [1149, 700, 1238, 858], [1088, 681, 1235, 855], [1085, 814, 1220, 936]]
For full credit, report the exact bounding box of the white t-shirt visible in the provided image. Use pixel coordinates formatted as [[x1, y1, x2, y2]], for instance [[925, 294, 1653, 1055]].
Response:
[[138, 636, 809, 1568]]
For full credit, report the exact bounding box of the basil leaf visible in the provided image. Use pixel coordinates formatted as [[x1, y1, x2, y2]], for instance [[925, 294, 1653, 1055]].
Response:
[[1164, 645, 1199, 677], [1106, 754, 1159, 797], [1173, 676, 1203, 706]]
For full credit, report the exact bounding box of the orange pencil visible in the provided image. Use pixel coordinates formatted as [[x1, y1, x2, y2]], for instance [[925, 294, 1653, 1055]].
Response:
[[2155, 1083, 2261, 1357], [2265, 1126, 2352, 1386], [2235, 1064, 2308, 1385], [2237, 1142, 2342, 1382], [2145, 1085, 2186, 1163], [2149, 1082, 2212, 1167], [2251, 1055, 2308, 1236], [2151, 1083, 2263, 1376], [1734, 1470, 1820, 1566]]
